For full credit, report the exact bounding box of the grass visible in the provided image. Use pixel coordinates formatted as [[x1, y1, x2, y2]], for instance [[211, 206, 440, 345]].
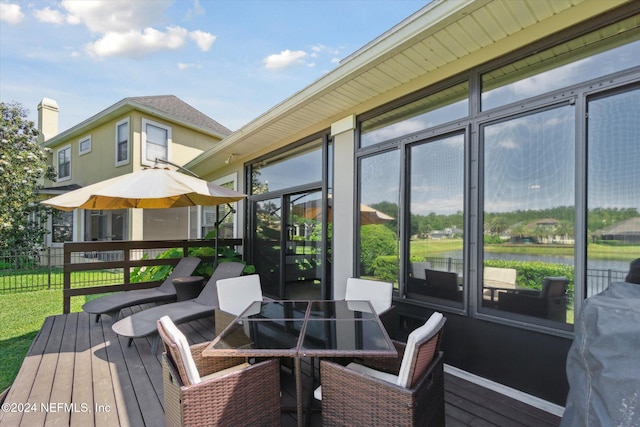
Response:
[[0, 289, 106, 392]]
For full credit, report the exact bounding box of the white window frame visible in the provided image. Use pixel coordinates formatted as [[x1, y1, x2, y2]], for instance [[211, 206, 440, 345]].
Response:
[[56, 144, 71, 182], [115, 118, 130, 167], [78, 135, 91, 155], [141, 118, 171, 167]]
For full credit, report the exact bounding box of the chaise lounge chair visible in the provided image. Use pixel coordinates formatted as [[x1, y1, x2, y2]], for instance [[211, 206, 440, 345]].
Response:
[[111, 261, 245, 353], [83, 256, 201, 323]]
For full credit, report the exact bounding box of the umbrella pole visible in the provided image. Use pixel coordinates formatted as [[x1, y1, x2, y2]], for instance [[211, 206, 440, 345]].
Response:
[[214, 203, 236, 268]]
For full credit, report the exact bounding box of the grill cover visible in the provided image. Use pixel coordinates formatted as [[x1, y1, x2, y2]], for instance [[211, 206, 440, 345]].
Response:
[[561, 281, 640, 427]]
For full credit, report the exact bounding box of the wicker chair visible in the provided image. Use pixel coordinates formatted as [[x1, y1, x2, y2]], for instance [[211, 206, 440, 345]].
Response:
[[318, 312, 446, 427], [345, 277, 398, 337], [157, 316, 281, 427]]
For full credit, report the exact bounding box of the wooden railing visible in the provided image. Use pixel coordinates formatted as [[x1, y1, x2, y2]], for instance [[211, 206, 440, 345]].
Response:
[[62, 239, 242, 313]]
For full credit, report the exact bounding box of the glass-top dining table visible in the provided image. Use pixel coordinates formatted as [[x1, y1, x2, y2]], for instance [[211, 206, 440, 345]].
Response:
[[202, 300, 397, 426]]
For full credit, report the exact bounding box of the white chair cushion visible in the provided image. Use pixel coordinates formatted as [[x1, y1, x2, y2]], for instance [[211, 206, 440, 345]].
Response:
[[345, 278, 392, 314], [396, 311, 443, 388], [314, 362, 398, 400], [217, 274, 263, 316], [200, 362, 250, 382], [159, 315, 201, 384]]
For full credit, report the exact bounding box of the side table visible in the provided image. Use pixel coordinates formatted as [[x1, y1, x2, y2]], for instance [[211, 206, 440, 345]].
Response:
[[172, 276, 204, 301]]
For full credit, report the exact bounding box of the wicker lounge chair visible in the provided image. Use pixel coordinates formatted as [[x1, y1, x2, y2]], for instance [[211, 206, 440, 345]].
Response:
[[83, 256, 201, 322], [112, 262, 245, 353], [158, 316, 281, 427], [317, 311, 446, 427], [345, 277, 397, 337]]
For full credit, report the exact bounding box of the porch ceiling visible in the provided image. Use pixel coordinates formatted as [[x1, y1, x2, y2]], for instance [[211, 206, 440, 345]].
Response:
[[188, 0, 630, 175]]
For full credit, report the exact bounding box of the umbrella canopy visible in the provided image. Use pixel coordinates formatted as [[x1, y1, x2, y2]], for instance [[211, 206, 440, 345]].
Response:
[[292, 195, 393, 225], [41, 167, 246, 211]]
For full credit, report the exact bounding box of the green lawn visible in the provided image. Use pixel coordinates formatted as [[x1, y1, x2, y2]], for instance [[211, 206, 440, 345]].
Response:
[[0, 289, 106, 392]]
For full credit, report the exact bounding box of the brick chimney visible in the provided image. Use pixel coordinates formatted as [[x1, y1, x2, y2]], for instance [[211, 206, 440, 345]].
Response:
[[37, 98, 59, 143]]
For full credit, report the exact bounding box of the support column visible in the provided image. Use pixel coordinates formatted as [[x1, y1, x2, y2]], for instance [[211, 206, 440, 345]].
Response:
[[331, 115, 356, 300]]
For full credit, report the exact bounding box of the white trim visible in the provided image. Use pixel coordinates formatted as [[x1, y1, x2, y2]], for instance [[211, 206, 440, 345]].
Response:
[[444, 364, 565, 417], [78, 135, 91, 155], [115, 117, 130, 167], [56, 144, 71, 182], [141, 118, 171, 167]]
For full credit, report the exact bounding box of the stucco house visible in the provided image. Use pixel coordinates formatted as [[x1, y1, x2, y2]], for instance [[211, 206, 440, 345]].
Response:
[[38, 95, 232, 247], [182, 0, 639, 413]]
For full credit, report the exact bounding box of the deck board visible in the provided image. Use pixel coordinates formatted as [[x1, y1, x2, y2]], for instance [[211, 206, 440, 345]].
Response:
[[0, 309, 562, 427]]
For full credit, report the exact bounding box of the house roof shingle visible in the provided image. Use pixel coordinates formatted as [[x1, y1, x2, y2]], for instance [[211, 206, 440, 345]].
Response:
[[127, 95, 231, 136], [43, 95, 231, 146]]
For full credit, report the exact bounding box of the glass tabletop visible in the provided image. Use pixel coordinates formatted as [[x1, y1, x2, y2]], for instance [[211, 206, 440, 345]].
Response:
[[205, 300, 396, 358]]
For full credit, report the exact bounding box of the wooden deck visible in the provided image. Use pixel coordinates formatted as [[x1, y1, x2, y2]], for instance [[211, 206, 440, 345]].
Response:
[[0, 305, 561, 426]]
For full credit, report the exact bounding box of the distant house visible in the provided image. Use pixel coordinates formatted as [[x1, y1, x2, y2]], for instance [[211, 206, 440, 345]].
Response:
[[597, 217, 640, 243], [37, 95, 232, 247]]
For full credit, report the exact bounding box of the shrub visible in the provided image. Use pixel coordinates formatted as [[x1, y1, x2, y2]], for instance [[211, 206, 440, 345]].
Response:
[[484, 259, 575, 304], [372, 255, 398, 283], [360, 225, 397, 275]]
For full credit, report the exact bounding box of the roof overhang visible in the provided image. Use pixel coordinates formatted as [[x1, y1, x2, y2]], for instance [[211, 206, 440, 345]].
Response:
[[187, 0, 633, 176]]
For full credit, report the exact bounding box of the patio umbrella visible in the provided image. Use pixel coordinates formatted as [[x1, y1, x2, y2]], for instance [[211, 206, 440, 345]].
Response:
[[292, 195, 393, 225], [41, 167, 246, 211], [41, 167, 247, 262]]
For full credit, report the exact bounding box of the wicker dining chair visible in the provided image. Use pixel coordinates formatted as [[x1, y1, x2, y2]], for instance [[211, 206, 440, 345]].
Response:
[[318, 311, 446, 427], [345, 277, 398, 337], [157, 316, 281, 427]]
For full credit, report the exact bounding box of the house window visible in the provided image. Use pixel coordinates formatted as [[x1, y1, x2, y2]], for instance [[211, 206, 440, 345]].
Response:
[[480, 104, 575, 325], [250, 142, 322, 194], [115, 118, 129, 166], [586, 85, 640, 295], [57, 145, 71, 181], [142, 118, 171, 166], [406, 132, 465, 306], [79, 136, 91, 155], [84, 210, 127, 241], [358, 149, 400, 284], [361, 81, 469, 148], [52, 210, 73, 243], [481, 21, 640, 112]]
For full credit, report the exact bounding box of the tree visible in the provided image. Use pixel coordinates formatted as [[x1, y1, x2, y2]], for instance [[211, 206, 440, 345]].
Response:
[[0, 102, 55, 253]]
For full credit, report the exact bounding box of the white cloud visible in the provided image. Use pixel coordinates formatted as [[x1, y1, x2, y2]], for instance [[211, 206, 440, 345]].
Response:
[[264, 50, 308, 70], [86, 27, 189, 58], [61, 0, 172, 33], [0, 3, 24, 24], [34, 7, 66, 24], [32, 1, 217, 58], [189, 30, 216, 51]]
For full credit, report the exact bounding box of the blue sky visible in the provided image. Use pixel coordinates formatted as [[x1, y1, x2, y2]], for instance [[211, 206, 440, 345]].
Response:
[[0, 0, 427, 133]]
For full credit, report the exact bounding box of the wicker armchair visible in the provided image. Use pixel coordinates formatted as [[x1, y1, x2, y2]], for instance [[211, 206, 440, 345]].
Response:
[[158, 317, 281, 427], [318, 312, 446, 427], [345, 277, 398, 337]]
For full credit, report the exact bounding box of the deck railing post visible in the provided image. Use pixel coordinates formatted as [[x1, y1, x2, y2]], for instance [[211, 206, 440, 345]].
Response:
[[47, 246, 52, 290], [63, 244, 71, 314]]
